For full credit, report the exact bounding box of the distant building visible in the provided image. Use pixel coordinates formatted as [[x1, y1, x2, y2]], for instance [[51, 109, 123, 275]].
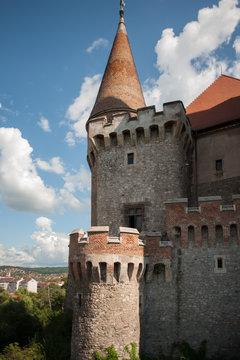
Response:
[[0, 277, 38, 293], [19, 278, 38, 293]]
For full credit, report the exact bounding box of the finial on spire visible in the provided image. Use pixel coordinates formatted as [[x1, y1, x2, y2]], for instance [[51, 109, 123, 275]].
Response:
[[120, 0, 125, 18]]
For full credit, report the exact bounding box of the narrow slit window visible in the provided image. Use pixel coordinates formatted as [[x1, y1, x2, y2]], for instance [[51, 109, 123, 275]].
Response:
[[216, 159, 223, 171], [128, 153, 134, 165], [217, 257, 223, 269]]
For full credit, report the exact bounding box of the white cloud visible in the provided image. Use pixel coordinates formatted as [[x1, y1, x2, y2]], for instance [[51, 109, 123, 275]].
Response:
[[63, 166, 91, 193], [0, 217, 70, 267], [35, 216, 53, 232], [38, 116, 51, 132], [0, 244, 35, 266], [143, 0, 240, 108], [229, 36, 240, 77], [0, 103, 2, 109], [59, 167, 91, 211], [65, 74, 101, 141], [233, 36, 240, 55], [0, 127, 56, 213], [30, 217, 69, 266], [65, 131, 75, 147], [86, 38, 109, 53], [36, 156, 65, 174]]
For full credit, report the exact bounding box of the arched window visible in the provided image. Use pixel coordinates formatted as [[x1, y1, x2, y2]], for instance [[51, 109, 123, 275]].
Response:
[[99, 262, 107, 283], [144, 264, 149, 281], [230, 224, 238, 244], [216, 225, 223, 247], [136, 263, 143, 281], [123, 130, 131, 145], [150, 125, 159, 139], [109, 132, 117, 147], [114, 262, 121, 282], [127, 263, 134, 281], [201, 226, 208, 248], [153, 263, 165, 280], [136, 127, 144, 143], [94, 134, 105, 149], [188, 225, 195, 248], [86, 261, 93, 281], [77, 262, 82, 281]]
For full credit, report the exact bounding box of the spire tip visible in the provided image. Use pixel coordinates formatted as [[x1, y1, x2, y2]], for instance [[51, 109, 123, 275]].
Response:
[[120, 0, 125, 18]]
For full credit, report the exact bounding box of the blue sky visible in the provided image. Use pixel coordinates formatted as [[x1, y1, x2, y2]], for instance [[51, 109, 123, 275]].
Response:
[[0, 0, 239, 266]]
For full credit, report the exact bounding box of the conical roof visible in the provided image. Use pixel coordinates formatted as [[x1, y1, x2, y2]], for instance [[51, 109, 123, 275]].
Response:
[[89, 12, 146, 120]]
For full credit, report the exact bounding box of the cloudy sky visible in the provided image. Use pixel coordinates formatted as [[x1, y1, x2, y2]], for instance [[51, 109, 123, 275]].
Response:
[[0, 0, 239, 266]]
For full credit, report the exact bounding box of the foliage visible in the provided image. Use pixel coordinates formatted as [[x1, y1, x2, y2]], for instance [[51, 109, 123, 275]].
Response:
[[93, 343, 140, 360], [0, 342, 44, 360], [153, 263, 165, 274], [93, 345, 119, 360], [0, 286, 72, 360], [0, 289, 10, 305], [124, 343, 140, 360]]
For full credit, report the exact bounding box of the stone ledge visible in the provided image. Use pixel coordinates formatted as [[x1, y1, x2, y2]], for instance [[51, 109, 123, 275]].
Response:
[[233, 194, 240, 200], [70, 227, 84, 235], [159, 241, 173, 248], [220, 204, 236, 212], [119, 227, 139, 234], [87, 226, 109, 233], [165, 198, 188, 204], [198, 196, 222, 202], [187, 206, 201, 213]]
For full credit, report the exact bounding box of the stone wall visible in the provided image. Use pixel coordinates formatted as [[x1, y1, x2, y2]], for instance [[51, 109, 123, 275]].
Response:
[[87, 103, 192, 236], [140, 197, 240, 358]]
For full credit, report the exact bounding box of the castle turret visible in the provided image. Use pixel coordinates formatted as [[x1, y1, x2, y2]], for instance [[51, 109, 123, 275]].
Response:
[[69, 227, 144, 360]]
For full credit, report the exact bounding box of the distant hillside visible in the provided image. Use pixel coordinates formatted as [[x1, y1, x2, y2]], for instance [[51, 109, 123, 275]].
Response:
[[0, 266, 68, 275]]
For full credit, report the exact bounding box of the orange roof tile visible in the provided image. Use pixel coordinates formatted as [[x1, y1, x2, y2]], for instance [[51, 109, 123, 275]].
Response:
[[89, 14, 146, 120], [186, 75, 240, 130]]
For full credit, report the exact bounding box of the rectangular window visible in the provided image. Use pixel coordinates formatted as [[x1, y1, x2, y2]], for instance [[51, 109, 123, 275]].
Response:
[[214, 255, 226, 273], [127, 153, 134, 165], [125, 207, 143, 231], [216, 159, 223, 171], [217, 257, 223, 269]]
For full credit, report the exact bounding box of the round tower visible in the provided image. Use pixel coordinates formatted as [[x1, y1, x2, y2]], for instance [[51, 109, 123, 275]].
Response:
[[69, 226, 144, 360], [86, 4, 193, 236]]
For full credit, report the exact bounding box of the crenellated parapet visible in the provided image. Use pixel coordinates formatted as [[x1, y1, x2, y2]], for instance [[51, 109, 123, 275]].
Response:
[[69, 226, 145, 285], [166, 195, 240, 249], [87, 102, 193, 169]]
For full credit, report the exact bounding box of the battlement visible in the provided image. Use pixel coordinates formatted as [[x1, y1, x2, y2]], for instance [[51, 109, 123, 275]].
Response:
[[166, 195, 240, 248], [87, 102, 193, 166], [69, 226, 145, 284]]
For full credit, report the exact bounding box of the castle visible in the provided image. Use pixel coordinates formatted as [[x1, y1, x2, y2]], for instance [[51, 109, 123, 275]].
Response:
[[67, 4, 240, 360]]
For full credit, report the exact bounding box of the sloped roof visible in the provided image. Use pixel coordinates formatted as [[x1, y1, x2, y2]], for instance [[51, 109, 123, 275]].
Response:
[[89, 14, 146, 120], [186, 75, 240, 130]]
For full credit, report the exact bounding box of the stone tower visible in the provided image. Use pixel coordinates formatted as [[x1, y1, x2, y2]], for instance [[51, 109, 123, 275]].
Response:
[[87, 8, 193, 236]]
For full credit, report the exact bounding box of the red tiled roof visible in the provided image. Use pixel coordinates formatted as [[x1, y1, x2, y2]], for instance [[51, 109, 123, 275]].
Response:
[[89, 15, 146, 120], [186, 75, 240, 130]]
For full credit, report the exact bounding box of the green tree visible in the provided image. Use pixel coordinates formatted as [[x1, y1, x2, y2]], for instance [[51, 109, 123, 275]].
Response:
[[0, 342, 44, 360]]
